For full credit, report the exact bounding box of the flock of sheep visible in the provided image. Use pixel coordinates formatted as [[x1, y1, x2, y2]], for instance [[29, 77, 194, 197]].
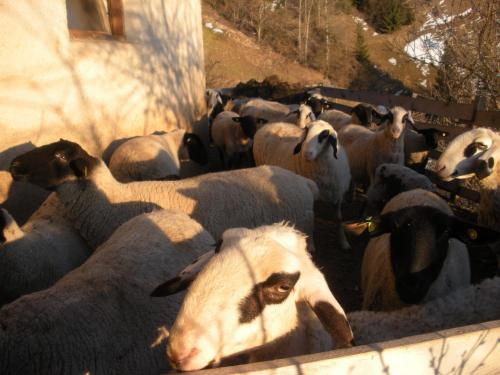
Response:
[[0, 88, 498, 374]]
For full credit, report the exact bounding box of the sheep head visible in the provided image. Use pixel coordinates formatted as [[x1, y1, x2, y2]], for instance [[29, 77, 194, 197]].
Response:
[[152, 223, 352, 371], [9, 139, 99, 190], [293, 120, 338, 160], [435, 128, 498, 181]]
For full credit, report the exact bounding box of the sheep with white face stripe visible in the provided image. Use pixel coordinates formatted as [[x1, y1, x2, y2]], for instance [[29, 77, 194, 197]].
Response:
[[436, 128, 500, 230], [152, 223, 353, 372], [253, 120, 351, 250], [339, 106, 412, 189]]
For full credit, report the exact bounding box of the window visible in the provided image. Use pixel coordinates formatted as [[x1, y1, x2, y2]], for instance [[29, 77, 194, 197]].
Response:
[[66, 0, 124, 39]]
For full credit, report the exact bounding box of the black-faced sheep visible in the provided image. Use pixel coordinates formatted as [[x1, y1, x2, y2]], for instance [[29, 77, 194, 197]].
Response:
[[10, 140, 318, 249], [210, 111, 267, 169], [352, 189, 498, 311], [108, 129, 207, 182]]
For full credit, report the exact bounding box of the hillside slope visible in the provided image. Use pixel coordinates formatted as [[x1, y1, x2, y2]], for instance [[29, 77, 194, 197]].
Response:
[[202, 4, 328, 88]]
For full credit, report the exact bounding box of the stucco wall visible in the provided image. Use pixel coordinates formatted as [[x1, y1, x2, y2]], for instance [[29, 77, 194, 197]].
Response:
[[0, 0, 206, 165], [0, 0, 206, 222]]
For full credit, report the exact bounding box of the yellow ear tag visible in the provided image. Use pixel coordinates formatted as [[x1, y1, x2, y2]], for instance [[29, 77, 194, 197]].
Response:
[[467, 228, 478, 240], [367, 218, 376, 233]]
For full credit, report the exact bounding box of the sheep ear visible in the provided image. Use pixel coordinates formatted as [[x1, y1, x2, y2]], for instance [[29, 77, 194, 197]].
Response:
[[451, 218, 500, 246], [151, 250, 216, 297], [293, 127, 309, 155], [232, 117, 242, 123], [328, 135, 338, 159], [300, 269, 353, 348]]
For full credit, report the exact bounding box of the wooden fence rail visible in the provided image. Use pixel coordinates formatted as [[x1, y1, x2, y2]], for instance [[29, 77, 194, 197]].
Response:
[[316, 86, 500, 130], [223, 84, 499, 204]]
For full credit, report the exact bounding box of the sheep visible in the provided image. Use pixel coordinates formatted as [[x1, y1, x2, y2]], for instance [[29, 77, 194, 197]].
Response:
[[349, 276, 500, 345], [305, 92, 332, 118], [353, 189, 498, 311], [108, 129, 207, 182], [240, 98, 315, 127], [10, 139, 319, 249], [319, 103, 379, 131], [365, 163, 435, 216], [0, 196, 91, 307], [0, 209, 215, 375], [253, 120, 352, 250], [339, 106, 412, 189], [436, 128, 500, 230], [151, 222, 353, 371], [210, 111, 267, 169]]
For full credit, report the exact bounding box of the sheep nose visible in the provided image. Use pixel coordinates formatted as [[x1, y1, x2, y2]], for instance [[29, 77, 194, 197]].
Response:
[[167, 347, 200, 369], [435, 163, 446, 176]]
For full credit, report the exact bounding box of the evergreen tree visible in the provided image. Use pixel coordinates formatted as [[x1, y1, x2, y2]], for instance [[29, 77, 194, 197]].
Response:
[[355, 24, 369, 63]]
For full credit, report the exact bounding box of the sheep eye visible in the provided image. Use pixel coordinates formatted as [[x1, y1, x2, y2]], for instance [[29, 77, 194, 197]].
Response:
[[464, 142, 487, 157], [277, 285, 291, 292]]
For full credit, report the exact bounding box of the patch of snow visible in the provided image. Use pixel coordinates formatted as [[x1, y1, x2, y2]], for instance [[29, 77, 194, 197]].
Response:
[[404, 33, 444, 65], [388, 58, 397, 66], [372, 32, 378, 36], [213, 28, 224, 34], [439, 0, 444, 4], [205, 22, 214, 29], [363, 27, 368, 31], [420, 79, 427, 87], [420, 64, 430, 76], [421, 8, 473, 30], [352, 16, 368, 27]]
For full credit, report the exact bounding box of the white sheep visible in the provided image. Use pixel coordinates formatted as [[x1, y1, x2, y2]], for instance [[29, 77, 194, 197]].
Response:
[[152, 222, 353, 371], [240, 98, 315, 127], [0, 209, 215, 375], [210, 111, 267, 169], [354, 189, 498, 311], [10, 139, 319, 249], [349, 276, 500, 345], [339, 106, 412, 188], [436, 128, 500, 230], [0, 196, 91, 306], [365, 163, 435, 215], [253, 120, 352, 250], [108, 129, 207, 182]]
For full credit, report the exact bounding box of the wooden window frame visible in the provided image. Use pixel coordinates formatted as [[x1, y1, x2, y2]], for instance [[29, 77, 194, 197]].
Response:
[[69, 0, 125, 40]]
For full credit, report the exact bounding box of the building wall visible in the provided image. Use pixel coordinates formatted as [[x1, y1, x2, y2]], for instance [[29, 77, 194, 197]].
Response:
[[0, 0, 206, 166], [0, 0, 206, 221]]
